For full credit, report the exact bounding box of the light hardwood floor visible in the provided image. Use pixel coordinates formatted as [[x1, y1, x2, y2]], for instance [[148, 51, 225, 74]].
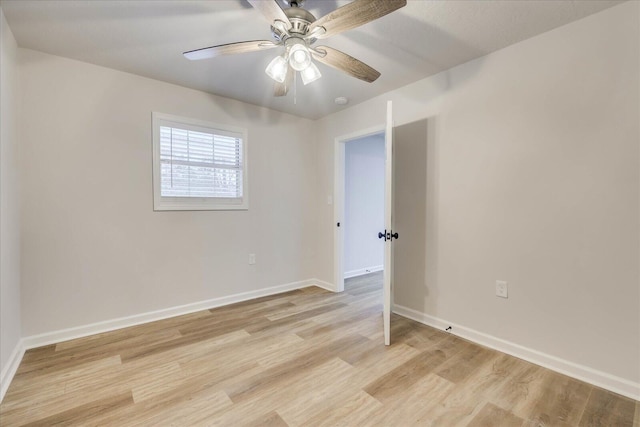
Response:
[[1, 272, 638, 426]]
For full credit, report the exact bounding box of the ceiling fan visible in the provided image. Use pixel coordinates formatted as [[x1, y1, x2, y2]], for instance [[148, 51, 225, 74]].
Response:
[[184, 0, 407, 96]]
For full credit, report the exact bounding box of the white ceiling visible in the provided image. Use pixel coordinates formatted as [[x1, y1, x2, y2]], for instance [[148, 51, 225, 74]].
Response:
[[1, 0, 623, 119]]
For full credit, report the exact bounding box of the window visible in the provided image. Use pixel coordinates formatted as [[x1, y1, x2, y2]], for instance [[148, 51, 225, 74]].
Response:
[[152, 112, 248, 210]]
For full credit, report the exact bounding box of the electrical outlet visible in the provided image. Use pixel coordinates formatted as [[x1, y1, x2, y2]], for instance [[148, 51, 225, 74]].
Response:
[[496, 280, 508, 298], [249, 254, 256, 265]]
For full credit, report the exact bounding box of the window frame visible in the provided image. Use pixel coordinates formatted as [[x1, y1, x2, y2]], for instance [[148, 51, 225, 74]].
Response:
[[152, 112, 249, 211]]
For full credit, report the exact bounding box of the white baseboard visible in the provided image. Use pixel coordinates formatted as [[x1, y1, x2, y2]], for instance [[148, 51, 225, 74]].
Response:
[[393, 305, 640, 401], [22, 279, 318, 350], [6, 276, 327, 404], [10, 283, 635, 402], [311, 279, 337, 292], [0, 278, 322, 403], [0, 338, 25, 403], [344, 265, 384, 279]]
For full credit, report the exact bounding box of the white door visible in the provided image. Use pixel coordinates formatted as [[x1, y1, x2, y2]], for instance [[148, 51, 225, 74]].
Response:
[[383, 100, 394, 346]]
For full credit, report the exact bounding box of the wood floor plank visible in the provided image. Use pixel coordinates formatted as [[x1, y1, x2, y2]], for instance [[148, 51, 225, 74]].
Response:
[[273, 357, 358, 426], [210, 289, 303, 310], [281, 346, 417, 425], [20, 392, 134, 427], [390, 314, 449, 351], [301, 390, 383, 427], [243, 302, 348, 334], [517, 370, 592, 426], [53, 320, 190, 353], [118, 324, 246, 362], [363, 335, 462, 404], [1, 272, 637, 426], [130, 361, 186, 403], [13, 347, 121, 381], [136, 389, 233, 426], [423, 352, 525, 426], [18, 344, 56, 363], [579, 387, 636, 427], [209, 299, 296, 317], [0, 356, 128, 425], [183, 301, 297, 336], [435, 339, 495, 384], [107, 366, 256, 426], [242, 411, 289, 427], [345, 343, 422, 393], [225, 334, 368, 403], [3, 356, 122, 405], [350, 311, 384, 341], [468, 402, 526, 427], [188, 332, 303, 372], [209, 357, 354, 426], [491, 357, 548, 414], [347, 281, 382, 296], [2, 378, 128, 426], [365, 373, 456, 426], [266, 294, 357, 321], [294, 303, 381, 339]]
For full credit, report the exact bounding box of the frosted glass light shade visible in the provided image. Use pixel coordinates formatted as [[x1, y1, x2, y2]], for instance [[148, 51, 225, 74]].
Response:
[[265, 55, 288, 83], [288, 44, 311, 71], [301, 62, 321, 85]]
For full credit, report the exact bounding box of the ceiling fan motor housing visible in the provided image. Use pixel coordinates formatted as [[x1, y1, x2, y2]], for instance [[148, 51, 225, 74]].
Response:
[[282, 0, 305, 7], [271, 7, 316, 42]]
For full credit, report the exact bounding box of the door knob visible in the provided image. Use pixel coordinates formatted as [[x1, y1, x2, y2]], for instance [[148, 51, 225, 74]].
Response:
[[391, 231, 399, 240], [378, 231, 387, 241]]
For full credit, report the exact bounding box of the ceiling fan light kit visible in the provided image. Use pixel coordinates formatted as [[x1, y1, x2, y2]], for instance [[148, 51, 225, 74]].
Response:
[[300, 62, 322, 85], [265, 55, 288, 83], [287, 41, 312, 72], [183, 0, 407, 97]]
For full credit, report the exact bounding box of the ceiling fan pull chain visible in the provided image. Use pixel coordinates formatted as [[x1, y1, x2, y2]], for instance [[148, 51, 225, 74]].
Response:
[[294, 70, 297, 105]]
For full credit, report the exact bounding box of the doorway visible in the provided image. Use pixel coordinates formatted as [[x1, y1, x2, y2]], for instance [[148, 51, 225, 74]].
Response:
[[333, 115, 428, 346], [344, 133, 385, 280], [333, 125, 385, 292]]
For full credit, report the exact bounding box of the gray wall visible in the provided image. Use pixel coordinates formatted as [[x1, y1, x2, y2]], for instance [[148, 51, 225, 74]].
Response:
[[0, 8, 22, 378]]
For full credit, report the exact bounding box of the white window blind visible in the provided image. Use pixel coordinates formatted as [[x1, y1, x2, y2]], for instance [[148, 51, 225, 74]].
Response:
[[160, 127, 243, 198], [152, 113, 248, 211]]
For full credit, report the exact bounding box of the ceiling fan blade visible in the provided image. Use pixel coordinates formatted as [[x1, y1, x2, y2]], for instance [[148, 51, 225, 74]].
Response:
[[184, 40, 277, 60], [308, 0, 406, 39], [248, 0, 292, 29], [274, 65, 294, 97], [313, 46, 380, 83]]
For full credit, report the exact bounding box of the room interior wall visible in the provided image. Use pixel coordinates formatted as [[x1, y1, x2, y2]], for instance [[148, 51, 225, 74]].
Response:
[[2, 0, 638, 402], [0, 8, 22, 383], [314, 1, 639, 389], [344, 134, 384, 276], [18, 49, 317, 336]]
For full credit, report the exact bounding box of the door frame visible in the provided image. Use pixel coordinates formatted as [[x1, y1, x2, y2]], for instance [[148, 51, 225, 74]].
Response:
[[333, 124, 386, 293]]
